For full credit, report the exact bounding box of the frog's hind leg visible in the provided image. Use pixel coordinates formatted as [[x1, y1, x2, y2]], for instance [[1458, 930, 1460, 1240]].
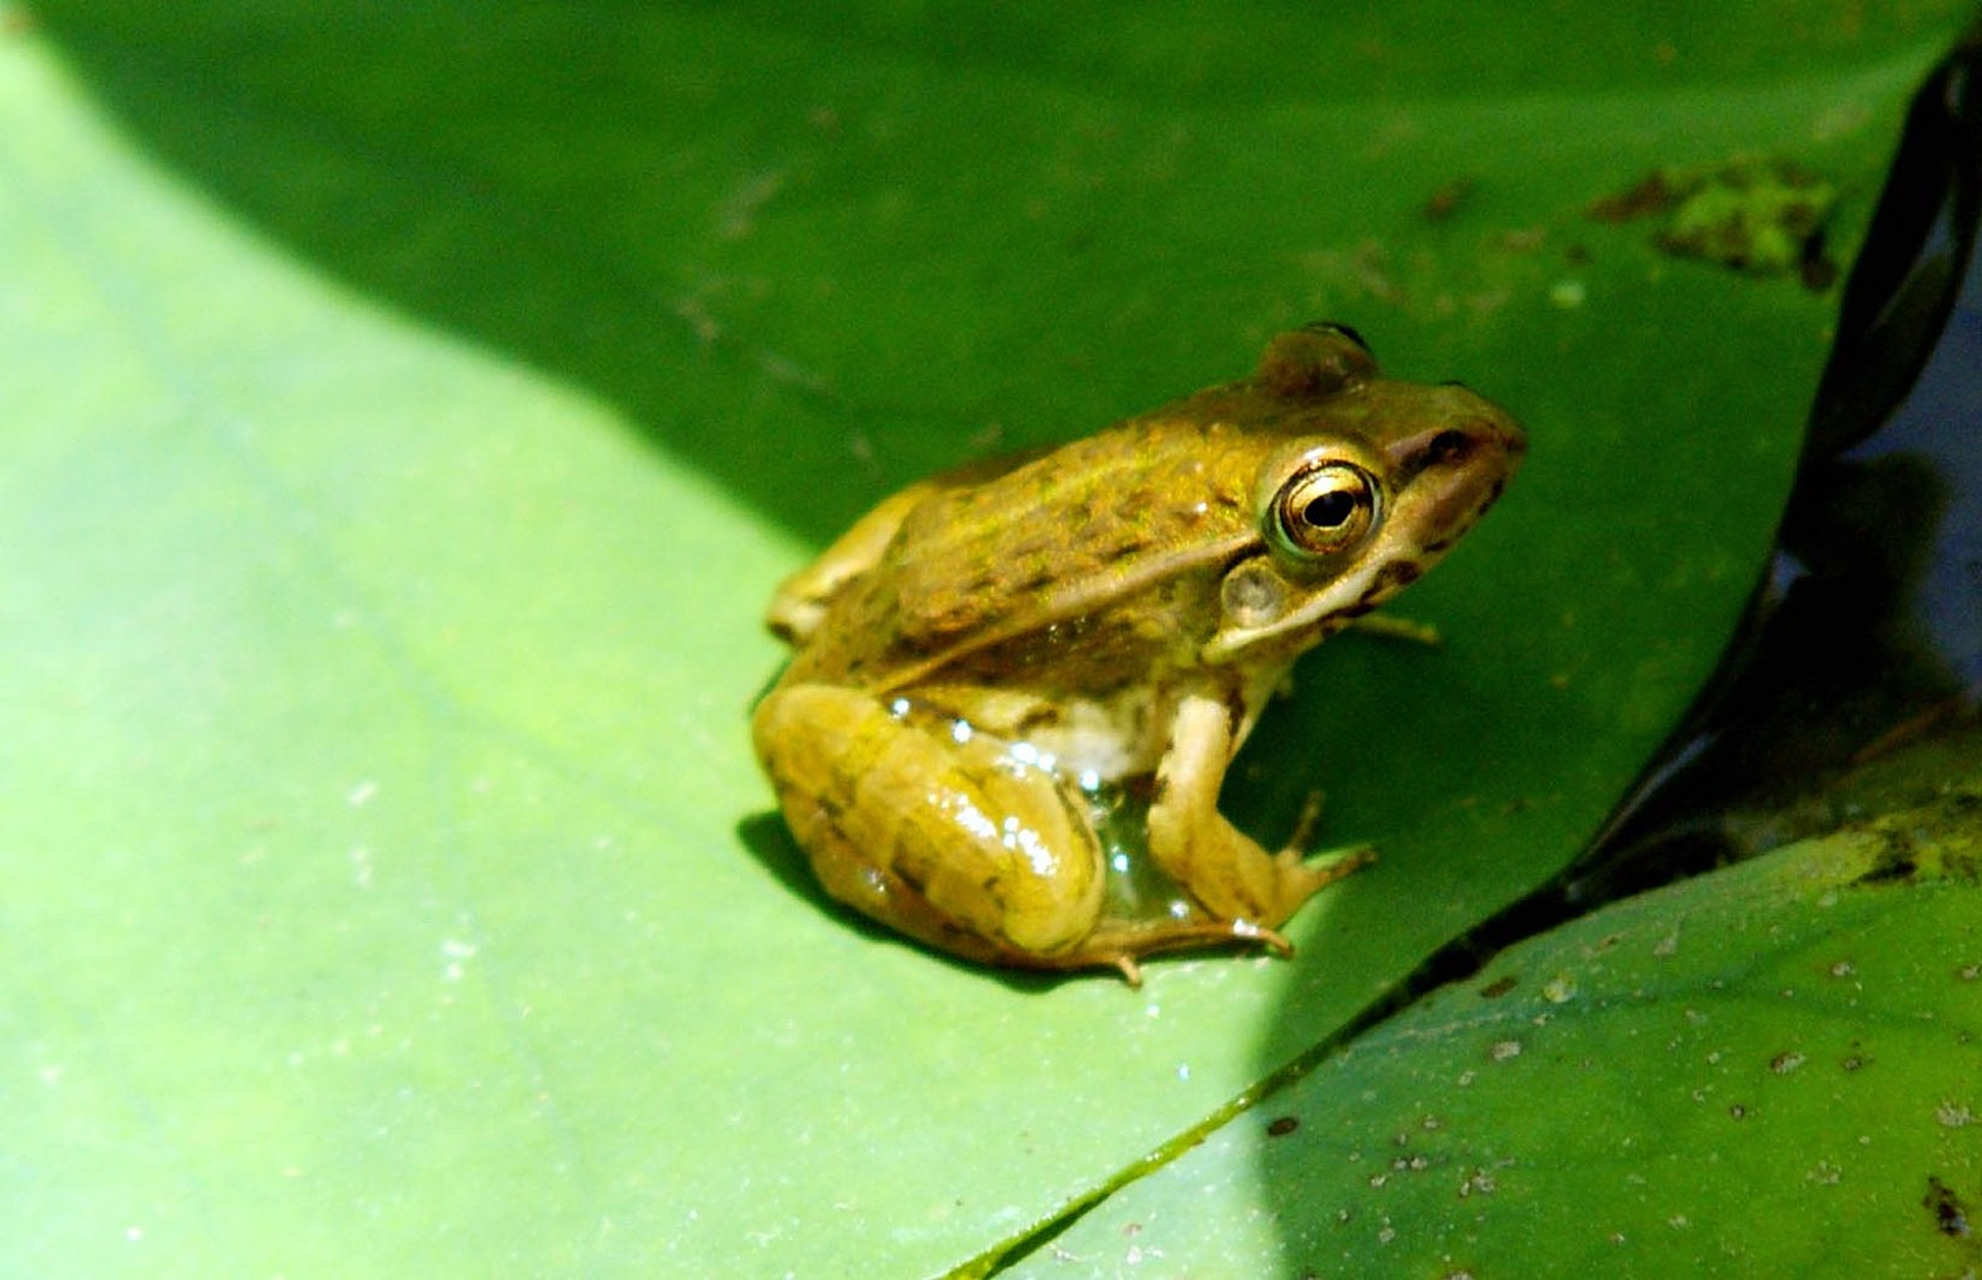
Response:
[[765, 452, 1044, 644], [765, 486, 936, 644], [753, 683, 1114, 970], [1066, 913, 1306, 985]]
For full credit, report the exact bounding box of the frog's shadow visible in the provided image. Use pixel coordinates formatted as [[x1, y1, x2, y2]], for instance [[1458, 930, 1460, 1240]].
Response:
[[733, 812, 1068, 994]]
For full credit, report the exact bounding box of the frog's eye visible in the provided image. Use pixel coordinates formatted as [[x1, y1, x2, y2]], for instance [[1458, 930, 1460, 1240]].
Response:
[[1269, 460, 1381, 559]]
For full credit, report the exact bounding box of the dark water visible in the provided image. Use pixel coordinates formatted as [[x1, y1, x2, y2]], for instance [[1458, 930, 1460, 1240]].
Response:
[[1580, 34, 1982, 898]]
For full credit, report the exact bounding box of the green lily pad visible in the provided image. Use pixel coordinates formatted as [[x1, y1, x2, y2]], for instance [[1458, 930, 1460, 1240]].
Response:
[[1025, 727, 1982, 1276], [3, 3, 1972, 1274], [1591, 159, 1842, 279]]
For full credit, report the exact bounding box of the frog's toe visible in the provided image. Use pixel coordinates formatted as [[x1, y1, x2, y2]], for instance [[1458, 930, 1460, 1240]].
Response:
[[1229, 917, 1297, 957], [1280, 790, 1327, 852], [1266, 842, 1374, 916], [1296, 842, 1377, 875]]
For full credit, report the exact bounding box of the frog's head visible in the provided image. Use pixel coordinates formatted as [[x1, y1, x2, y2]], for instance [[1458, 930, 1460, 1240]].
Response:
[[1202, 324, 1525, 665]]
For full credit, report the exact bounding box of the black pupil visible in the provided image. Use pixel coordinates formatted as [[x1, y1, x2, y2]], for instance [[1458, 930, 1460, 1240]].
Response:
[[1302, 488, 1357, 529]]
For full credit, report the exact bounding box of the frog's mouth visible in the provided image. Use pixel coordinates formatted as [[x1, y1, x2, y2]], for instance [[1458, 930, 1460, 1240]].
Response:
[[1200, 400, 1524, 666]]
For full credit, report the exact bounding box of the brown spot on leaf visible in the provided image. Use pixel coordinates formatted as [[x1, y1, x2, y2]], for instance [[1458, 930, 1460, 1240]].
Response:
[[1924, 1176, 1971, 1237], [1423, 177, 1477, 222], [1588, 172, 1675, 222]]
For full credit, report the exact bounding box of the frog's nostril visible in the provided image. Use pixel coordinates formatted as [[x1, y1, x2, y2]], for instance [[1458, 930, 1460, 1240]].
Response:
[[1425, 429, 1476, 466]]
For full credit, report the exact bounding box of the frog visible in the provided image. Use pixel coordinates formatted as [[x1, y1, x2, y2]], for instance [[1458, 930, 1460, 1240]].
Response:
[[752, 324, 1524, 982]]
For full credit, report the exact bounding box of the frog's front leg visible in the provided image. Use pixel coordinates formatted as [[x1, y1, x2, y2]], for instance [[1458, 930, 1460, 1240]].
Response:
[[1146, 693, 1372, 943], [753, 683, 1124, 970]]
